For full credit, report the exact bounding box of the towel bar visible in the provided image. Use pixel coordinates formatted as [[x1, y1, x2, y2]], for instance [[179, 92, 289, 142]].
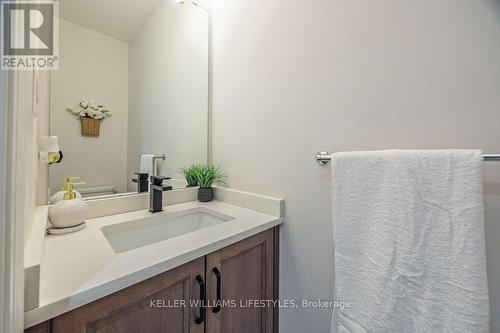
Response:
[[315, 151, 500, 166]]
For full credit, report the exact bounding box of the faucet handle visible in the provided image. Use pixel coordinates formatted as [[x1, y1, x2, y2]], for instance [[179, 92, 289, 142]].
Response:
[[133, 172, 149, 180], [150, 176, 171, 186]]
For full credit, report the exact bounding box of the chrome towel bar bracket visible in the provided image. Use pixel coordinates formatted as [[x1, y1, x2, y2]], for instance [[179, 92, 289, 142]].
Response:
[[316, 151, 332, 165], [315, 151, 500, 166]]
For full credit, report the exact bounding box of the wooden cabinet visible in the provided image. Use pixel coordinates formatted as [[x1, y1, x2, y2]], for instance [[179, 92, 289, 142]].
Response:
[[25, 228, 279, 333], [52, 257, 205, 333], [206, 229, 276, 333], [25, 322, 50, 333]]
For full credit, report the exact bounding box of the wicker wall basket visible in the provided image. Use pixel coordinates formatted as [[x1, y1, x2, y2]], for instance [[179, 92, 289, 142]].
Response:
[[80, 117, 101, 137]]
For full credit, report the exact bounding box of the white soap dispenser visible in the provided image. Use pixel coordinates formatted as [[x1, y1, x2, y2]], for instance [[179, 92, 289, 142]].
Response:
[[48, 178, 89, 234]]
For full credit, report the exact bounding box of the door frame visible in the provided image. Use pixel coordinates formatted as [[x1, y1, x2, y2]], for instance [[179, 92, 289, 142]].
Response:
[[1, 68, 29, 333], [0, 64, 7, 333]]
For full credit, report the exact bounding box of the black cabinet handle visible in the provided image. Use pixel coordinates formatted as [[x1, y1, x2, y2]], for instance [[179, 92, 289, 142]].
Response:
[[195, 275, 205, 324], [212, 267, 221, 313]]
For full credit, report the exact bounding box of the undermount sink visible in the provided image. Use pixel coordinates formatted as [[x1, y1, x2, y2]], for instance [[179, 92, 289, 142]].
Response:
[[101, 209, 232, 253]]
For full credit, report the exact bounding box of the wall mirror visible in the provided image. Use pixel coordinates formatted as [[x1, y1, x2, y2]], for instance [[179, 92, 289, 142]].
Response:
[[48, 0, 209, 201]]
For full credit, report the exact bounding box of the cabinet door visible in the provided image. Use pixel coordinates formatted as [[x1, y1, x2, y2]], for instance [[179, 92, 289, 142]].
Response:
[[206, 229, 277, 333], [52, 257, 206, 333]]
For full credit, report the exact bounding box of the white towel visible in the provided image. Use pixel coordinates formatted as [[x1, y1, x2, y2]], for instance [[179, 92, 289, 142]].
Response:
[[140, 154, 155, 176], [331, 150, 489, 333]]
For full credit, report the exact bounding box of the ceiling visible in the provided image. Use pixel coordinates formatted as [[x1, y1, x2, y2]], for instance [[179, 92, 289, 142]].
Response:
[[59, 0, 163, 42]]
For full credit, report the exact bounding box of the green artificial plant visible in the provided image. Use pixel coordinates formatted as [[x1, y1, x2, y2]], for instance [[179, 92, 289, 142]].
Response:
[[193, 164, 226, 189]]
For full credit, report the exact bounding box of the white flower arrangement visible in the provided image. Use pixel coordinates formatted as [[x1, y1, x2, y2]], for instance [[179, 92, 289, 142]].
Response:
[[66, 99, 112, 120]]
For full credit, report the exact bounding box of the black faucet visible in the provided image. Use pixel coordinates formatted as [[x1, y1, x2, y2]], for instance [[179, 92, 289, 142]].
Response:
[[132, 172, 149, 193], [149, 176, 172, 213]]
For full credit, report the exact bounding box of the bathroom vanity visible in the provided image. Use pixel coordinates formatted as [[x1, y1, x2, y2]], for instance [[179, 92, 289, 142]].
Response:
[[27, 229, 278, 333], [24, 188, 283, 333]]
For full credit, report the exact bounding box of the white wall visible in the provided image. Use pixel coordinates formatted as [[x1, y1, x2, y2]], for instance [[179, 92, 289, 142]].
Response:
[[18, 71, 37, 243], [127, 0, 209, 191], [36, 72, 50, 205], [208, 0, 500, 332], [50, 20, 129, 194], [12, 70, 49, 238]]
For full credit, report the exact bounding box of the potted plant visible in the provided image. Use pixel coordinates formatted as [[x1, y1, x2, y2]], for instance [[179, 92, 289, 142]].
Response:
[[178, 164, 200, 187], [66, 99, 112, 137], [193, 164, 226, 202]]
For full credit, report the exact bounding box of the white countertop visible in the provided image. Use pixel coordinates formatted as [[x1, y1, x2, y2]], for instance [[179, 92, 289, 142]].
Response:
[[25, 200, 283, 328]]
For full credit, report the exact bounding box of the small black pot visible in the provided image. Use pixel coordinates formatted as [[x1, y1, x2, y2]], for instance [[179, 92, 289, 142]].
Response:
[[198, 187, 214, 202]]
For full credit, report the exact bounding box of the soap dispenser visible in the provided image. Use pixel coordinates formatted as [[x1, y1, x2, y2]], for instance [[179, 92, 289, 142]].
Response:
[[50, 177, 83, 203], [48, 178, 89, 234]]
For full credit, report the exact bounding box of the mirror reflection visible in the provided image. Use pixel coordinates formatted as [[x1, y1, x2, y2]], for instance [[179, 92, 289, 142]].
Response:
[[48, 0, 209, 201]]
